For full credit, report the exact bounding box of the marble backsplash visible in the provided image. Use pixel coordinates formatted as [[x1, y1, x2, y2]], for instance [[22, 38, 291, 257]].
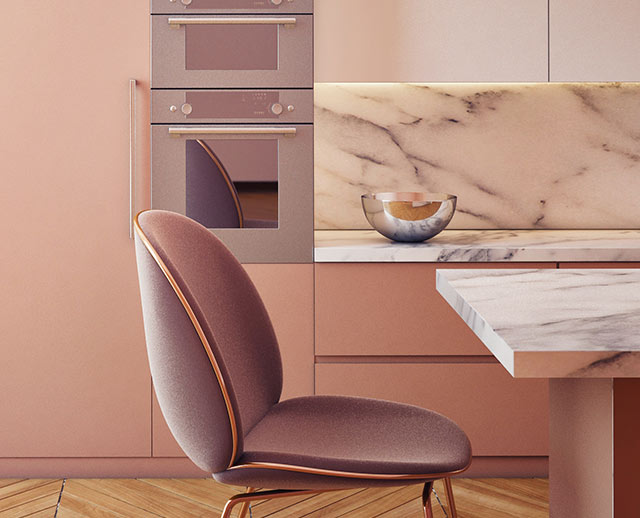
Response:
[[314, 82, 640, 229]]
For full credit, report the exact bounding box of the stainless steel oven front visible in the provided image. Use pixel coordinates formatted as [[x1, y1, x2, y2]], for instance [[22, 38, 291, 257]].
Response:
[[151, 89, 313, 263]]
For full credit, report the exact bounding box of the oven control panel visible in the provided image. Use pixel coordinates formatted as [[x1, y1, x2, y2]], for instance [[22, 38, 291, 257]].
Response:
[[151, 89, 313, 123]]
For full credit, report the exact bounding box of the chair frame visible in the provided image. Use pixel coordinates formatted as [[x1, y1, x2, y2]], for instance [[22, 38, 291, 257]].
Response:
[[134, 212, 466, 518], [220, 480, 457, 518]]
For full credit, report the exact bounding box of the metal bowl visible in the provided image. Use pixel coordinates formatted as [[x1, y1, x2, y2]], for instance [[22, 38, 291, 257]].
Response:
[[361, 192, 457, 242]]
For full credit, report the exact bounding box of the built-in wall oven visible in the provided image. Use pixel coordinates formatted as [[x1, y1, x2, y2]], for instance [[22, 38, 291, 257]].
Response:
[[151, 0, 314, 263], [151, 89, 313, 262]]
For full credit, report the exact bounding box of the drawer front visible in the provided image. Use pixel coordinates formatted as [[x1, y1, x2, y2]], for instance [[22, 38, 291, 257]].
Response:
[[151, 124, 313, 263], [152, 89, 313, 124], [315, 263, 554, 356], [316, 363, 549, 456], [151, 0, 314, 14], [152, 14, 313, 88]]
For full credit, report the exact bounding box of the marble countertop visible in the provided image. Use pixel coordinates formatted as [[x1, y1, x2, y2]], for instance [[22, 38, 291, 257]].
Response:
[[436, 269, 640, 378], [314, 229, 640, 262]]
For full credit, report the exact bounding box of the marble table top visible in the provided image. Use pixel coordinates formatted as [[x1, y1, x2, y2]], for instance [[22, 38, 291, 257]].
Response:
[[314, 229, 640, 263], [436, 269, 640, 378]]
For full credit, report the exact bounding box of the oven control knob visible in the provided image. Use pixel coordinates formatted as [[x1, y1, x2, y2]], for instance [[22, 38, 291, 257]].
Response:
[[271, 0, 283, 5], [287, 105, 295, 112], [169, 105, 178, 112], [181, 0, 192, 5], [181, 103, 193, 115], [271, 103, 284, 115]]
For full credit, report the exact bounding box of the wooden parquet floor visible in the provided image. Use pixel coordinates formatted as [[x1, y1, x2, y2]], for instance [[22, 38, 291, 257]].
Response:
[[0, 478, 548, 518]]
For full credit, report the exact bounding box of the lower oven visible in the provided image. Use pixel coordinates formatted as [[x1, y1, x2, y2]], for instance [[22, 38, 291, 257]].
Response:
[[151, 89, 313, 263]]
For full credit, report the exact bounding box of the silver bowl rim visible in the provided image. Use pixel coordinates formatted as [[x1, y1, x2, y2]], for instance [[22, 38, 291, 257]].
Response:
[[361, 192, 457, 202]]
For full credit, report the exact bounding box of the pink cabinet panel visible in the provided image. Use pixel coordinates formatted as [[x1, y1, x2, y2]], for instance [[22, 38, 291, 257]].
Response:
[[0, 1, 151, 457], [153, 264, 314, 457], [315, 263, 553, 357], [314, 0, 547, 82], [316, 363, 549, 456], [550, 0, 640, 81]]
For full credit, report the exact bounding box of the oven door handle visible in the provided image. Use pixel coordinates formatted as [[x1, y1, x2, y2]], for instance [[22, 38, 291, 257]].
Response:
[[168, 17, 297, 26], [168, 127, 297, 137]]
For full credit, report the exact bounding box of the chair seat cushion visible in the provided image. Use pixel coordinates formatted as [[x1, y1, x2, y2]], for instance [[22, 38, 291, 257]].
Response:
[[230, 395, 471, 478]]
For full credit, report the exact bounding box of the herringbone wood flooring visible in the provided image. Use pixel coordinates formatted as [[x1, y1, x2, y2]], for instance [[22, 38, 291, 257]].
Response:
[[0, 478, 548, 517]]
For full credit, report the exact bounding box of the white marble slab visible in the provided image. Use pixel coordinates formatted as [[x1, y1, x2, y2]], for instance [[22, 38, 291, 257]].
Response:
[[315, 82, 640, 230], [315, 229, 640, 262], [436, 269, 640, 378]]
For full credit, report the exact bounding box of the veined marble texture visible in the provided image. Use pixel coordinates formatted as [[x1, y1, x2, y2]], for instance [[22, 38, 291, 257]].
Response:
[[314, 229, 640, 262], [436, 269, 640, 378], [315, 82, 640, 230]]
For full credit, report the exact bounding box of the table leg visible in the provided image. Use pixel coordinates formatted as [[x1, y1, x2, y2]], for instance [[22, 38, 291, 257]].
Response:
[[549, 378, 640, 518]]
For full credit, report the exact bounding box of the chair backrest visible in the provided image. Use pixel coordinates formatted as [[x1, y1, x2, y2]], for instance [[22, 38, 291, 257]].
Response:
[[186, 139, 245, 228], [133, 210, 282, 473]]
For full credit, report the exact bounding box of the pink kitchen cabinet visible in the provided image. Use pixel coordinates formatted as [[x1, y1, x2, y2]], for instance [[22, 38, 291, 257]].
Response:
[[314, 262, 553, 463], [0, 2, 151, 457], [550, 0, 640, 81]]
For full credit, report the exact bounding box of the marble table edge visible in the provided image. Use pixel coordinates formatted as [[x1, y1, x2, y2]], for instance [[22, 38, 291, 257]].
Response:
[[435, 269, 516, 376], [435, 269, 640, 379]]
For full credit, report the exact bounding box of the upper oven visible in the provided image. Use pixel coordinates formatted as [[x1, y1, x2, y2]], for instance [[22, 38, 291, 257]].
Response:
[[151, 13, 313, 88]]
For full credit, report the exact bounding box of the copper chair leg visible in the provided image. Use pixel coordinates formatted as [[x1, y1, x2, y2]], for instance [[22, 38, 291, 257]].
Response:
[[421, 481, 434, 518], [443, 477, 458, 518], [221, 488, 337, 518], [236, 487, 256, 518]]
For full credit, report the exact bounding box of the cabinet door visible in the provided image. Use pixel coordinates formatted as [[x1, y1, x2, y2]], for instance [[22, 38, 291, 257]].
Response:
[[0, 2, 151, 456], [550, 0, 640, 81], [153, 264, 314, 457], [316, 363, 548, 456], [315, 263, 554, 357], [315, 0, 548, 82]]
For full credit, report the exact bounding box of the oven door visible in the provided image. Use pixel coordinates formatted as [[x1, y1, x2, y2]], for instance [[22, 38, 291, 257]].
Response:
[[151, 124, 313, 263], [152, 14, 313, 88], [151, 0, 314, 15]]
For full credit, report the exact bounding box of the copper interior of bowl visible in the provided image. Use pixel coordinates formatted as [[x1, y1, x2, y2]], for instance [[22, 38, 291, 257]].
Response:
[[385, 201, 442, 220]]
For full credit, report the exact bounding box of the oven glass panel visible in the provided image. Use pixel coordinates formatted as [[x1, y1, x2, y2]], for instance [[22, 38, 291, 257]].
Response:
[[186, 91, 280, 119], [188, 0, 280, 8], [185, 25, 278, 71], [185, 138, 278, 229]]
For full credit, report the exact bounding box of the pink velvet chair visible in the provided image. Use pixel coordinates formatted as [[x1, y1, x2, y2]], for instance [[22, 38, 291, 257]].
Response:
[[133, 210, 471, 518]]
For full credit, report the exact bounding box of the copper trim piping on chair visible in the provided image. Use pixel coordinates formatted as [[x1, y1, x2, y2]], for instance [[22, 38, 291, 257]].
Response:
[[134, 211, 240, 468], [226, 458, 471, 481]]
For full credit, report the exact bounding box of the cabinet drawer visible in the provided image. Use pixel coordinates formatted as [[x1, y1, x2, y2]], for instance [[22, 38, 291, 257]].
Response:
[[316, 363, 549, 456], [151, 0, 314, 15], [152, 14, 313, 88], [315, 263, 553, 356]]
